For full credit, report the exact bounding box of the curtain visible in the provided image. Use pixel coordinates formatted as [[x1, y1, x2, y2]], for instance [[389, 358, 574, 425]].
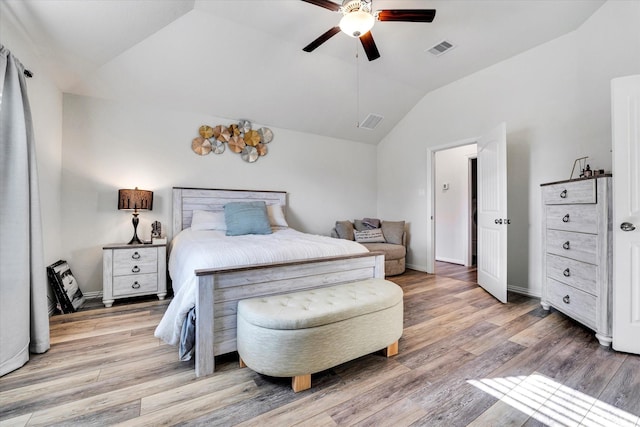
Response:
[[0, 44, 50, 376]]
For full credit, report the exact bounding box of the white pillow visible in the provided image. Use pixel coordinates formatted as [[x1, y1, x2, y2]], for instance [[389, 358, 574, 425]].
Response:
[[267, 204, 289, 228], [354, 228, 386, 243], [191, 210, 227, 231]]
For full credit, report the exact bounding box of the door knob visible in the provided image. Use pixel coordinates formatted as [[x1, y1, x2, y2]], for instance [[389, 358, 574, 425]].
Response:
[[621, 222, 636, 232]]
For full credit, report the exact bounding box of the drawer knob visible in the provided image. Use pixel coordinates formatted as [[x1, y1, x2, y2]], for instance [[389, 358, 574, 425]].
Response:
[[562, 214, 570, 223], [563, 268, 570, 277], [132, 252, 141, 260], [562, 241, 570, 250], [562, 295, 570, 304], [131, 281, 141, 289], [132, 266, 140, 273], [560, 189, 567, 199]]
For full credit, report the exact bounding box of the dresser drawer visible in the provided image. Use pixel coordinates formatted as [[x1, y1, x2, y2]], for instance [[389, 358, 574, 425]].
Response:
[[546, 254, 597, 295], [113, 247, 158, 276], [547, 278, 596, 329], [546, 230, 598, 265], [542, 180, 596, 205], [546, 204, 598, 234], [113, 273, 158, 297]]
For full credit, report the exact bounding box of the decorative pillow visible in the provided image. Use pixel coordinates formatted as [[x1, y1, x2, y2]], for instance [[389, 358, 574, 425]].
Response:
[[354, 228, 386, 243], [191, 210, 227, 231], [382, 220, 405, 245], [362, 217, 381, 229], [335, 220, 355, 240], [267, 204, 288, 228], [353, 219, 366, 231], [224, 201, 272, 236]]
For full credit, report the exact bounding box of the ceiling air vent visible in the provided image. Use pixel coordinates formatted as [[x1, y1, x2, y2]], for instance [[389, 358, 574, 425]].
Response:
[[427, 40, 456, 57], [359, 113, 384, 130]]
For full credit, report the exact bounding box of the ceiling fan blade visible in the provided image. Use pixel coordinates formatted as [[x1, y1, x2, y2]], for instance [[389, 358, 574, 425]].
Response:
[[359, 32, 380, 61], [303, 26, 341, 52], [377, 9, 436, 23], [300, 0, 341, 12]]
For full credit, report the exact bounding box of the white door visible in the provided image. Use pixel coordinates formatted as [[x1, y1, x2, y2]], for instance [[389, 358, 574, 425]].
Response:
[[477, 123, 508, 303], [612, 75, 640, 354]]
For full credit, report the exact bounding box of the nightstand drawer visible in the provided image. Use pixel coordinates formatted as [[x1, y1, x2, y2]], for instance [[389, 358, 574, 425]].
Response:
[[546, 230, 598, 265], [543, 180, 596, 205], [547, 278, 596, 329], [545, 205, 598, 234], [113, 248, 157, 276], [113, 273, 158, 297], [546, 254, 597, 295]]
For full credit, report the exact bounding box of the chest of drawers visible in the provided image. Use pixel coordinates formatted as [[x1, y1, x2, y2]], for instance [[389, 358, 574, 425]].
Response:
[[540, 176, 612, 346], [102, 243, 167, 307]]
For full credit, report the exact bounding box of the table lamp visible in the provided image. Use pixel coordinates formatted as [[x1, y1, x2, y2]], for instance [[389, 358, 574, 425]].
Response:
[[118, 187, 153, 244]]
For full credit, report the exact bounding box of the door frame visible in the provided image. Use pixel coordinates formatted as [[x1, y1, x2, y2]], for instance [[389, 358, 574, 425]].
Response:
[[467, 156, 478, 267], [426, 137, 478, 274]]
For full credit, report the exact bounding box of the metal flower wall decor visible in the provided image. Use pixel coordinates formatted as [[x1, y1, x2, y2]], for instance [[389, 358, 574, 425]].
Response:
[[191, 119, 273, 163]]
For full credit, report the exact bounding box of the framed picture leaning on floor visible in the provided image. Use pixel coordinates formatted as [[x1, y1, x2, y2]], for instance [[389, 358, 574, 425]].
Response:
[[46, 260, 86, 314]]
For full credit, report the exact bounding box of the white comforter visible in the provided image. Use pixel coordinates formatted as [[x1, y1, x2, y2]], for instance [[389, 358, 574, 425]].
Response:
[[154, 227, 368, 345]]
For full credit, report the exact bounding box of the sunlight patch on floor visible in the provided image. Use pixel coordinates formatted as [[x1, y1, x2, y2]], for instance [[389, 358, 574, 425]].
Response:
[[468, 373, 640, 426]]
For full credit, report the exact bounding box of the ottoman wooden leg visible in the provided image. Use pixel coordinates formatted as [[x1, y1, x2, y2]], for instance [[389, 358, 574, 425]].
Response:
[[239, 357, 247, 368], [292, 374, 311, 392], [383, 341, 399, 357]]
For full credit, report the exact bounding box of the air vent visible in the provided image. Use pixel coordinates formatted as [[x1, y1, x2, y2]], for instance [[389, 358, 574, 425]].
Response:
[[427, 40, 456, 56], [359, 113, 383, 130]]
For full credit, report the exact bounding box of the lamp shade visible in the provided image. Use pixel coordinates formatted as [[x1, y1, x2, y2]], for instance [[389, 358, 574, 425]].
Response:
[[339, 11, 375, 38], [118, 188, 153, 212]]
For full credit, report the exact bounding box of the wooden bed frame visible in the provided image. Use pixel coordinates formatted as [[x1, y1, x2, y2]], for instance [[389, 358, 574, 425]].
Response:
[[171, 187, 385, 377]]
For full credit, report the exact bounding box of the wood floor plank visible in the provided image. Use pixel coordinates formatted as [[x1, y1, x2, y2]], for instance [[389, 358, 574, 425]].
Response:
[[596, 353, 640, 417], [24, 371, 196, 426], [2, 266, 638, 426]]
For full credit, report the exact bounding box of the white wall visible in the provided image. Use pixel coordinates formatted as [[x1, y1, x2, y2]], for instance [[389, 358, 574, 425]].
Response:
[[377, 0, 640, 296], [435, 144, 477, 265], [1, 6, 63, 268], [61, 94, 378, 294]]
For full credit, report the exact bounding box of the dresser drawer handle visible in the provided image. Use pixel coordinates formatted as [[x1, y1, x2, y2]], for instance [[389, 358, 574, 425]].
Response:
[[132, 252, 141, 260], [562, 295, 570, 304], [562, 241, 570, 250], [131, 266, 140, 273], [562, 214, 570, 223], [563, 268, 570, 277], [131, 281, 141, 289], [560, 189, 567, 199]]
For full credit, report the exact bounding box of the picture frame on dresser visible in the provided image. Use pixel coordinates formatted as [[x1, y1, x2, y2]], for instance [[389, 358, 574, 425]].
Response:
[[540, 175, 612, 346]]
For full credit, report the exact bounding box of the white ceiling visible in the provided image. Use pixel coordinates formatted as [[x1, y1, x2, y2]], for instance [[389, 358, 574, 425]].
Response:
[[2, 0, 605, 144]]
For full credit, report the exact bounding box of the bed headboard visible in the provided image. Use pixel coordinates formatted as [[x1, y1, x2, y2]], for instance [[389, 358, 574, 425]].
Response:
[[172, 187, 287, 237]]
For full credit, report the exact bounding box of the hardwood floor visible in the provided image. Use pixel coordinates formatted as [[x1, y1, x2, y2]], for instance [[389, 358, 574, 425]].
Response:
[[1, 268, 639, 426]]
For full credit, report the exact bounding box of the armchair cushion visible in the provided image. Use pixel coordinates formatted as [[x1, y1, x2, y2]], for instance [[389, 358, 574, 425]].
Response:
[[335, 221, 355, 241], [382, 221, 405, 245]]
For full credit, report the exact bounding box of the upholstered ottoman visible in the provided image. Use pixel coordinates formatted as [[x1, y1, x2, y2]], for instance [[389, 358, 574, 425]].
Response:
[[236, 278, 403, 392]]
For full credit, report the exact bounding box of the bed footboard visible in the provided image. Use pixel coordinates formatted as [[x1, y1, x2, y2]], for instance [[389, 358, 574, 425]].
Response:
[[194, 252, 385, 377]]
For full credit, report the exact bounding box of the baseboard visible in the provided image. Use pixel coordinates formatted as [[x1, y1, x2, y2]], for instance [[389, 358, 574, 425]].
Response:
[[435, 257, 465, 265], [406, 263, 428, 273], [507, 284, 541, 298]]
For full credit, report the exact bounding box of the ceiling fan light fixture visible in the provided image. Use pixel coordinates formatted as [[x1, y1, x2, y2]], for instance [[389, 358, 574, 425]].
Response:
[[339, 11, 374, 37]]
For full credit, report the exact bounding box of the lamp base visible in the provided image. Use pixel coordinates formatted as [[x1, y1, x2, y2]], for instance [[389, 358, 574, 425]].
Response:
[[128, 213, 144, 245]]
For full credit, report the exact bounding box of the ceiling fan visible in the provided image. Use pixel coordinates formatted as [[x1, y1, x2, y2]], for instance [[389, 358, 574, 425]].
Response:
[[301, 0, 436, 61]]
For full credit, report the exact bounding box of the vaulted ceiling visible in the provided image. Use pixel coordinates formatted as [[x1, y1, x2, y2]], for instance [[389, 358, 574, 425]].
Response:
[[2, 0, 605, 144]]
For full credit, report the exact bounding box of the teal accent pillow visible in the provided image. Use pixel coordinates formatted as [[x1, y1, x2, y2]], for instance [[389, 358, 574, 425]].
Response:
[[224, 201, 272, 236]]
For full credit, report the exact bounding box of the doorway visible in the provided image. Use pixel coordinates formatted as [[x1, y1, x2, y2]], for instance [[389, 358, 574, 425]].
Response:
[[434, 144, 478, 267], [426, 123, 508, 303]]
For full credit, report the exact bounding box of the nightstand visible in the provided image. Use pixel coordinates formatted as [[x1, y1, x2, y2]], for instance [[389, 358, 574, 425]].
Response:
[[102, 242, 167, 308]]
